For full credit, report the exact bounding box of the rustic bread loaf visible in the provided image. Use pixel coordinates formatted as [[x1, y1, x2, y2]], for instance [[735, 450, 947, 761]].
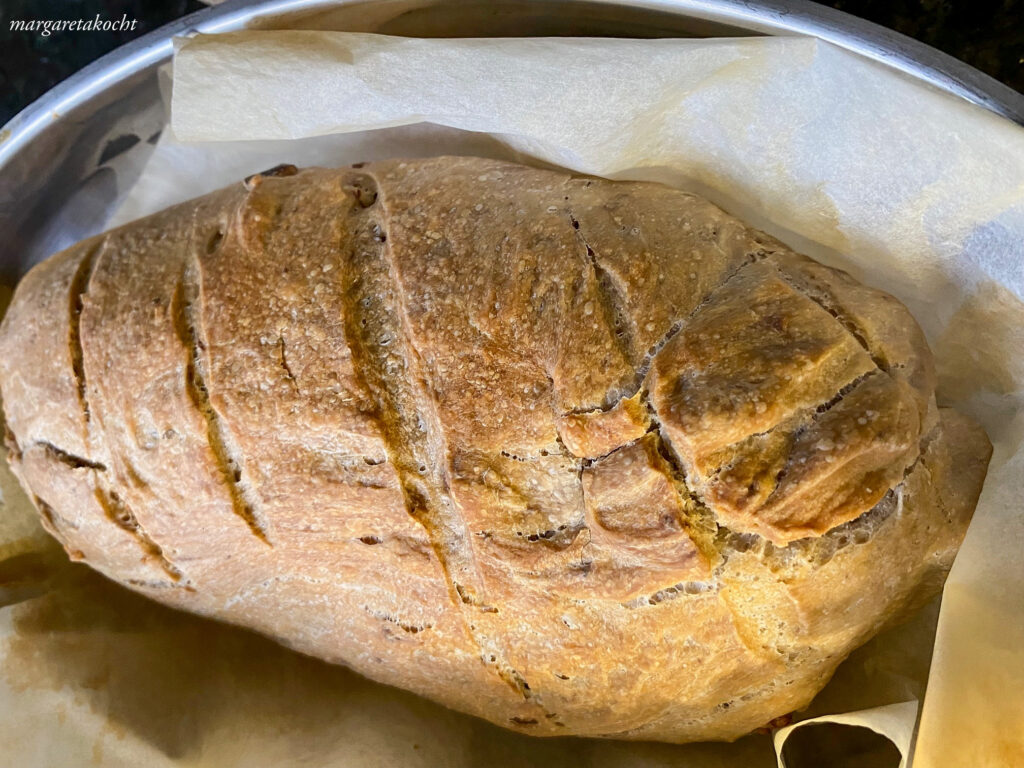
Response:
[[0, 157, 990, 742]]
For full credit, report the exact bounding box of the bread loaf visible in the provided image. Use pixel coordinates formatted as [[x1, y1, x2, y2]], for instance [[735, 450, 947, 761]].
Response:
[[0, 157, 991, 742]]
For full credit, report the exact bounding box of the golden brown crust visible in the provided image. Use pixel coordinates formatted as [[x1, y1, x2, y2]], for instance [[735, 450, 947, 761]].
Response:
[[0, 157, 990, 742]]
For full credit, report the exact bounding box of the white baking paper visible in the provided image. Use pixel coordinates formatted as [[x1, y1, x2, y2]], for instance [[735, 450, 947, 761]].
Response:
[[3, 29, 1023, 768], [774, 700, 918, 768]]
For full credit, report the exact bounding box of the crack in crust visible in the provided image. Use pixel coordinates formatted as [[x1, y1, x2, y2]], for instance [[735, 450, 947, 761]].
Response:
[[627, 252, 765, 406], [622, 579, 719, 609], [638, 392, 723, 563], [626, 256, 890, 569], [774, 268, 886, 372], [171, 266, 272, 546], [125, 579, 192, 590], [609, 255, 773, 554], [757, 369, 880, 510], [37, 440, 107, 471], [574, 250, 765, 420], [638, 247, 924, 549], [65, 236, 193, 583], [640, 360, 920, 585], [550, 243, 782, 568], [615, 392, 926, 616], [276, 335, 298, 389], [95, 487, 185, 584], [340, 173, 476, 598], [362, 605, 434, 634], [68, 240, 104, 425], [339, 171, 548, 710], [715, 477, 909, 576], [568, 213, 638, 382]]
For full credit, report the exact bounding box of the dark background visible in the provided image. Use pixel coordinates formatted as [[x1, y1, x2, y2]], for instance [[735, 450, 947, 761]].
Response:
[[1, 0, 1022, 125]]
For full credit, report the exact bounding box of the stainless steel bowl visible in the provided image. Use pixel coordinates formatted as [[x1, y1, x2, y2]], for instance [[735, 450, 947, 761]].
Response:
[[2, 0, 1021, 284]]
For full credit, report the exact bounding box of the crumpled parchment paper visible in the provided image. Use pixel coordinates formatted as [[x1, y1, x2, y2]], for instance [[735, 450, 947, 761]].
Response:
[[2, 29, 1022, 768]]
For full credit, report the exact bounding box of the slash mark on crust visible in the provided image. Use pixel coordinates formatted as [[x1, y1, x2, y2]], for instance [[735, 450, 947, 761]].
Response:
[[172, 267, 272, 546]]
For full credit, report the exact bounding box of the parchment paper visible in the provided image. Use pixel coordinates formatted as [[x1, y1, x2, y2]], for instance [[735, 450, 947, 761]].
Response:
[[2, 30, 1022, 768]]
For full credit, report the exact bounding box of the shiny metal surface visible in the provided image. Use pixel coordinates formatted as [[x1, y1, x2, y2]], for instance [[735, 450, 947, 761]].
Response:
[[2, 0, 1022, 283]]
